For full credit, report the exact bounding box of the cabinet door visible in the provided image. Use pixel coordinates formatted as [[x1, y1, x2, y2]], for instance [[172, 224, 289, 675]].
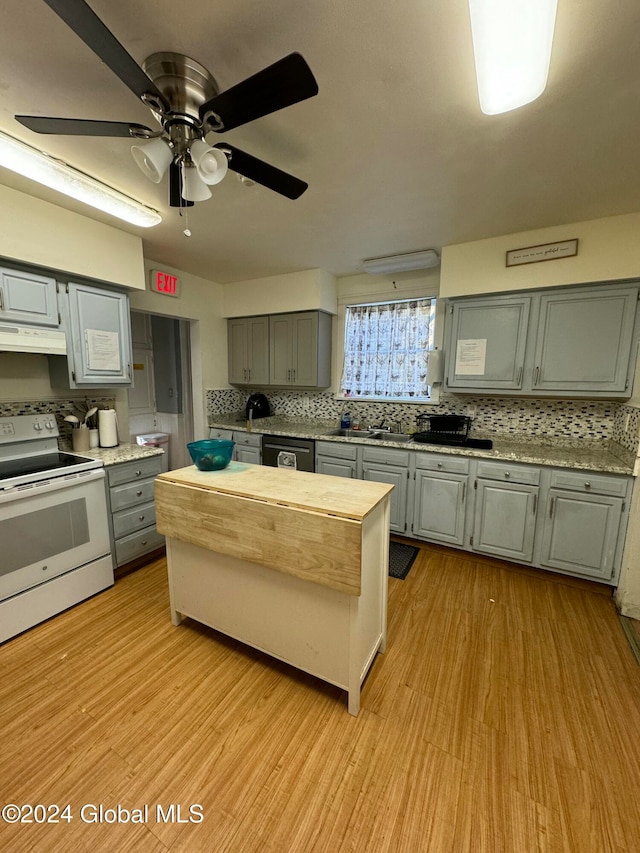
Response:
[[316, 456, 356, 478], [66, 283, 132, 385], [235, 446, 261, 464], [539, 489, 623, 580], [128, 348, 155, 413], [269, 315, 293, 384], [247, 317, 270, 385], [532, 286, 638, 393], [363, 462, 407, 534], [413, 469, 467, 545], [0, 267, 58, 326], [292, 312, 318, 386], [472, 480, 538, 562], [446, 295, 531, 390], [228, 318, 249, 384]]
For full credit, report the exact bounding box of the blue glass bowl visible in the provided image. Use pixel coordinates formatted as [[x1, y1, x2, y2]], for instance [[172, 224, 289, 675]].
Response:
[[187, 439, 235, 471]]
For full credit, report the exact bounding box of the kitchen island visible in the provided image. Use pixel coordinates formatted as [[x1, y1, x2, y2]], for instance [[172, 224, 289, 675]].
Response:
[[154, 461, 393, 715]]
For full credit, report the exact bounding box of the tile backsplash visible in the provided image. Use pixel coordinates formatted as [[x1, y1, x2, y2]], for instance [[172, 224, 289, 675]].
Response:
[[207, 388, 640, 453]]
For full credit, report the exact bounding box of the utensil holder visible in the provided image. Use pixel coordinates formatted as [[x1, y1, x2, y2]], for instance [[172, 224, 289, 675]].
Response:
[[72, 427, 90, 453]]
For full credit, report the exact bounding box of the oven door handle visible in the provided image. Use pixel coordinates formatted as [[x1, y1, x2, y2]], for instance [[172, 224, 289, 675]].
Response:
[[0, 468, 105, 504], [264, 443, 311, 455]]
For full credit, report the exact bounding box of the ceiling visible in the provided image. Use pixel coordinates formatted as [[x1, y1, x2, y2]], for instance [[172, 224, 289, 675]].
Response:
[[0, 0, 639, 284]]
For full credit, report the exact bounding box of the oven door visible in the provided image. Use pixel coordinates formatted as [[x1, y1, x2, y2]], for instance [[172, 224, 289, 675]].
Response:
[[0, 468, 110, 602]]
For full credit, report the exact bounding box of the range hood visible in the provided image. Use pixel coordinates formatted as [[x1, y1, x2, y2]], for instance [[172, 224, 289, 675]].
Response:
[[0, 324, 67, 355]]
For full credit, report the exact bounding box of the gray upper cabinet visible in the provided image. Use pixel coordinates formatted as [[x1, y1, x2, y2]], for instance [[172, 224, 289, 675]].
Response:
[[269, 311, 331, 388], [446, 295, 531, 391], [532, 286, 638, 394], [50, 282, 132, 388], [227, 316, 269, 386], [445, 281, 639, 398], [0, 266, 58, 327]]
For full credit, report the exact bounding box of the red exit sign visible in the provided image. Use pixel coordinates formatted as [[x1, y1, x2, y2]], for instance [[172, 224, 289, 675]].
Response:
[[150, 269, 180, 297]]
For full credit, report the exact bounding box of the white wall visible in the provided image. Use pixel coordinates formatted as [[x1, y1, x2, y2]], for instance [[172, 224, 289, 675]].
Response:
[[0, 184, 146, 289], [222, 268, 337, 317], [440, 212, 640, 298]]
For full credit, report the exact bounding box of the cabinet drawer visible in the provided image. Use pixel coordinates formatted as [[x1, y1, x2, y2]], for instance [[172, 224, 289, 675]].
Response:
[[115, 526, 165, 566], [110, 477, 156, 512], [233, 430, 262, 448], [107, 456, 163, 487], [549, 470, 628, 497], [362, 445, 410, 467], [476, 460, 540, 486], [113, 501, 157, 539], [415, 453, 470, 474], [316, 440, 358, 461], [209, 428, 233, 441]]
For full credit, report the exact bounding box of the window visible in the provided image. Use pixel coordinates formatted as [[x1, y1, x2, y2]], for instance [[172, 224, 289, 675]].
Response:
[[340, 297, 436, 400]]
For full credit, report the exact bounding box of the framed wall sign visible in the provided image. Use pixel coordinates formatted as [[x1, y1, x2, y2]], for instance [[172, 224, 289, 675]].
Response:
[[506, 238, 579, 267]]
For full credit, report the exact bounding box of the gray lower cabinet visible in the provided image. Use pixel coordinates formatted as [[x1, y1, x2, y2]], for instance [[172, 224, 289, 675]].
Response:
[[233, 430, 262, 464], [362, 446, 410, 534], [538, 471, 628, 581], [209, 428, 262, 464], [471, 461, 540, 562], [0, 266, 59, 326], [106, 456, 165, 567], [315, 440, 358, 478], [412, 455, 469, 546]]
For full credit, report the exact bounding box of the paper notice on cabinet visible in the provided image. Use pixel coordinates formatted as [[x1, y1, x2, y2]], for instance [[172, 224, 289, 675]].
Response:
[[455, 338, 487, 375], [86, 329, 121, 372]]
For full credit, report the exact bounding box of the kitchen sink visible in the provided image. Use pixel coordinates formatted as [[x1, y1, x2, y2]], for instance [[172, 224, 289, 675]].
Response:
[[322, 428, 377, 438], [367, 432, 414, 443]]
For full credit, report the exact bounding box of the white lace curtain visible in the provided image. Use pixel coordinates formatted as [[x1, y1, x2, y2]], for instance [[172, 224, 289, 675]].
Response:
[[340, 298, 435, 398]]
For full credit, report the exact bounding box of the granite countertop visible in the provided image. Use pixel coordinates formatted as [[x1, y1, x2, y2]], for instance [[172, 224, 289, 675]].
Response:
[[208, 414, 636, 476], [75, 442, 165, 467]]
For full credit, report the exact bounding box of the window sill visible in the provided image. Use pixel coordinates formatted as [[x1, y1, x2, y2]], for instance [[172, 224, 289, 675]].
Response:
[[335, 387, 441, 405]]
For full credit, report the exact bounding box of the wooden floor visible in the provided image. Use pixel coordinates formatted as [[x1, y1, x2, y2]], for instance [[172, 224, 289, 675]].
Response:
[[2, 543, 640, 852]]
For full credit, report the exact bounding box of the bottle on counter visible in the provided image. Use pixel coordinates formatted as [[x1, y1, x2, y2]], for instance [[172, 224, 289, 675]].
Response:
[[340, 411, 352, 429]]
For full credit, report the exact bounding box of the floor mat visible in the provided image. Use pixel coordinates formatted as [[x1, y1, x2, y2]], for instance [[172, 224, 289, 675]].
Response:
[[389, 542, 419, 580]]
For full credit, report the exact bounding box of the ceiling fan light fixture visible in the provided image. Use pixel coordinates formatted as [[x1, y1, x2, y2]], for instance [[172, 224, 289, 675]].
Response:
[[362, 250, 440, 275], [181, 161, 212, 202], [131, 136, 173, 183], [0, 130, 161, 227], [190, 139, 228, 186], [468, 0, 558, 115]]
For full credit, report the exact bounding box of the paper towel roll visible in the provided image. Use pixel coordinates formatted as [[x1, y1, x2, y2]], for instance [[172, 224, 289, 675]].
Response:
[[98, 409, 119, 448], [426, 349, 444, 386]]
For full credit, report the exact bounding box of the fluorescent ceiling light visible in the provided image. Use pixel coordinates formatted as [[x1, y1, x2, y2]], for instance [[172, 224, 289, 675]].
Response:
[[362, 250, 440, 275], [468, 0, 558, 115], [0, 130, 161, 227]]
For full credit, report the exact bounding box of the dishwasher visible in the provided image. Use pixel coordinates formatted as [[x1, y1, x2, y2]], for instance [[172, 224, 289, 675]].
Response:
[[262, 435, 316, 472]]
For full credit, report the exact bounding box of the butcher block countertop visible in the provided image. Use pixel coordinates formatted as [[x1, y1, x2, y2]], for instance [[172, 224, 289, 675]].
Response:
[[156, 460, 392, 521], [155, 461, 393, 595]]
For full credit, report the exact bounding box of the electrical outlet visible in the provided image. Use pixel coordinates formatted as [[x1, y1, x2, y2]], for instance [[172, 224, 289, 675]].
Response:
[[466, 404, 477, 417], [624, 411, 631, 432]]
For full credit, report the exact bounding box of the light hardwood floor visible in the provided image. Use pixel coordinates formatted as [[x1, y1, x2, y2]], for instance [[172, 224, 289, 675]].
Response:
[[1, 542, 640, 852]]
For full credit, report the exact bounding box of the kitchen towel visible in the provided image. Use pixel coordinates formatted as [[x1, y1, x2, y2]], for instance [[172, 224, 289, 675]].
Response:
[[98, 408, 119, 448]]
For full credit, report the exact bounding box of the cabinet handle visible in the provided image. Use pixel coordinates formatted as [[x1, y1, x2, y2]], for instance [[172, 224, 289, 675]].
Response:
[[549, 497, 555, 518], [532, 493, 537, 514], [461, 482, 466, 503], [584, 481, 591, 490], [292, 369, 296, 382], [437, 462, 443, 469], [136, 490, 142, 497], [135, 470, 142, 477], [516, 366, 523, 385], [534, 366, 540, 386], [247, 368, 251, 381], [504, 471, 510, 478], [139, 515, 145, 521], [141, 540, 147, 546], [0, 290, 4, 311]]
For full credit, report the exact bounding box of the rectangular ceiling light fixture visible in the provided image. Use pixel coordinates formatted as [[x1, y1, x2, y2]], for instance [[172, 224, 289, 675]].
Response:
[[0, 130, 161, 228], [468, 0, 558, 115], [362, 250, 440, 275]]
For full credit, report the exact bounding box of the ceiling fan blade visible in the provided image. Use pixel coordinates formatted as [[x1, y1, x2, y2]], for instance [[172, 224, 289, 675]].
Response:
[[214, 144, 308, 199], [42, 0, 167, 109], [200, 53, 318, 133], [15, 115, 155, 138], [168, 160, 194, 208]]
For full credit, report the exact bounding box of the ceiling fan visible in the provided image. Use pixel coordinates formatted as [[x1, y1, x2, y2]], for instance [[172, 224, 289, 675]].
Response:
[[15, 0, 319, 207]]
